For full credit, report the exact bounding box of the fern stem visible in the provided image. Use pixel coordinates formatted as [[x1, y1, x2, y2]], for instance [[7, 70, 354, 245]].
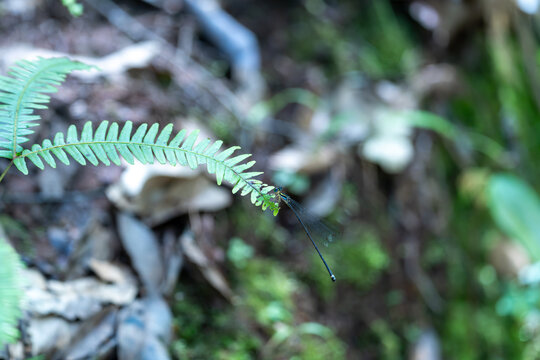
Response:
[[0, 160, 13, 184]]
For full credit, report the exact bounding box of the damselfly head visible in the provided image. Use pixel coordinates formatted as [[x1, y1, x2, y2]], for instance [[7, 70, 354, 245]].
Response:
[[273, 186, 285, 205]]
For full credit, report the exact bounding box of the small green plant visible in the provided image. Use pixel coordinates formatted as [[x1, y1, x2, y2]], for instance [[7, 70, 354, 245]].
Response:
[[60, 0, 83, 17], [0, 56, 279, 345]]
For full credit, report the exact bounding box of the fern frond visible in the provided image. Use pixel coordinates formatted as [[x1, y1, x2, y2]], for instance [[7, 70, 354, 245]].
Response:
[[13, 121, 279, 212], [0, 57, 94, 158], [0, 238, 24, 346]]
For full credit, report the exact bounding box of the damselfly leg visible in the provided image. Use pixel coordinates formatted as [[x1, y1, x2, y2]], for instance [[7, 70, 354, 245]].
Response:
[[274, 187, 336, 282]]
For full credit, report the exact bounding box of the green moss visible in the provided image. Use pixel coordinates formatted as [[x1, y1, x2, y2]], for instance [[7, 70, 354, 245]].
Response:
[[370, 320, 401, 360], [237, 259, 297, 327], [294, 327, 346, 360], [231, 255, 346, 359], [442, 302, 522, 359], [171, 284, 261, 359]]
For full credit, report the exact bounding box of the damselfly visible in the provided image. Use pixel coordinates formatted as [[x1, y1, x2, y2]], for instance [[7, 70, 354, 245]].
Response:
[[274, 187, 336, 282]]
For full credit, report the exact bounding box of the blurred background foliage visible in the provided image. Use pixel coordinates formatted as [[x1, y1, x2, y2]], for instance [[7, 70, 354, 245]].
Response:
[[4, 0, 540, 358], [215, 0, 540, 358]]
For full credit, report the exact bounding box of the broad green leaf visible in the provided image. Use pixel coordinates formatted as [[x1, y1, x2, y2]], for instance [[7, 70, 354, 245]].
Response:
[[487, 173, 540, 260]]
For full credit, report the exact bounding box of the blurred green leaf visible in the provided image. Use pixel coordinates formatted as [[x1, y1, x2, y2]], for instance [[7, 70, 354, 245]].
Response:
[[227, 237, 254, 269], [247, 88, 320, 125], [487, 173, 540, 260], [267, 323, 294, 347], [271, 170, 310, 195], [261, 301, 291, 324], [404, 110, 506, 163], [403, 110, 458, 140], [297, 322, 333, 338]]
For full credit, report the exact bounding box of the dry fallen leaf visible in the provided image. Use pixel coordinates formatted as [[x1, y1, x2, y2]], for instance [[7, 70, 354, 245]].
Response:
[[268, 145, 338, 174], [0, 41, 162, 80], [180, 230, 234, 301], [117, 213, 164, 295]]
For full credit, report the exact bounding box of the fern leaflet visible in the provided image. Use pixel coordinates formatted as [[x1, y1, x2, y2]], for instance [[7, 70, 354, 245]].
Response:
[[0, 57, 94, 159], [13, 121, 279, 212]]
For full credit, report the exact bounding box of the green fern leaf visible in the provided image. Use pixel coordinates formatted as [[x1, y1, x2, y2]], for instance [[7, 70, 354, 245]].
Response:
[[215, 146, 241, 161], [181, 129, 199, 169], [39, 139, 57, 167], [0, 57, 94, 158], [13, 121, 279, 212], [232, 179, 246, 194], [233, 160, 256, 173], [89, 122, 110, 165], [0, 238, 24, 346], [215, 162, 226, 185], [13, 157, 28, 174], [240, 185, 254, 197], [104, 122, 122, 166], [261, 185, 276, 194], [225, 154, 251, 167], [194, 138, 211, 164], [144, 123, 164, 163], [129, 123, 148, 163], [155, 124, 173, 146], [205, 140, 223, 158], [165, 129, 186, 166], [51, 132, 70, 165]]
